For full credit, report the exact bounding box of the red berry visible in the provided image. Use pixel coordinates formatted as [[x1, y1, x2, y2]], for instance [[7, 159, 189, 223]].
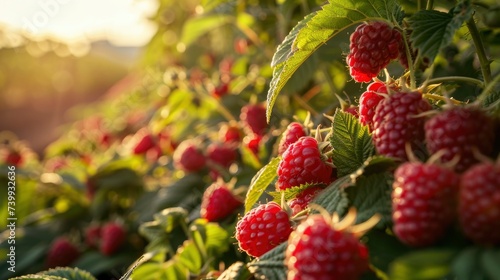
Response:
[[212, 83, 229, 98], [243, 133, 262, 156], [235, 202, 293, 257], [100, 222, 126, 256], [200, 182, 243, 221], [133, 133, 156, 155], [5, 151, 22, 166], [278, 122, 307, 155], [207, 142, 238, 179], [358, 82, 389, 131], [425, 106, 495, 173], [85, 225, 101, 248], [276, 136, 333, 191], [459, 162, 500, 245], [372, 91, 431, 161], [240, 103, 267, 136], [286, 214, 369, 280], [346, 21, 402, 82], [173, 140, 206, 172], [219, 122, 242, 143], [392, 162, 458, 247], [287, 186, 324, 216], [46, 237, 80, 268], [344, 106, 359, 118]]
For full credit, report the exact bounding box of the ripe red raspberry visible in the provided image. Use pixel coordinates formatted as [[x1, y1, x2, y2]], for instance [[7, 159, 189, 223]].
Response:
[[84, 225, 101, 248], [207, 142, 238, 179], [346, 21, 402, 82], [45, 237, 80, 268], [344, 106, 359, 118], [200, 182, 243, 221], [278, 122, 307, 155], [219, 122, 242, 143], [5, 151, 22, 166], [100, 222, 126, 256], [173, 140, 206, 172], [243, 133, 262, 156], [359, 81, 389, 131], [392, 162, 458, 247], [372, 91, 431, 161], [276, 136, 333, 191], [459, 161, 500, 245], [212, 83, 229, 98], [287, 186, 324, 216], [425, 106, 495, 173], [133, 133, 156, 155], [240, 103, 268, 136], [286, 214, 369, 280], [235, 201, 293, 257]]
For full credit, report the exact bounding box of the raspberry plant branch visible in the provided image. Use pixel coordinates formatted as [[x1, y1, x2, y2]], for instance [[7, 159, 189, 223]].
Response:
[[466, 16, 492, 84], [425, 76, 485, 88]]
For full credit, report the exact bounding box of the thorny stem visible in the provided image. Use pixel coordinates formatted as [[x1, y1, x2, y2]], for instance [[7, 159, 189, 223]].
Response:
[[478, 73, 500, 104], [426, 76, 485, 88], [466, 16, 492, 84]]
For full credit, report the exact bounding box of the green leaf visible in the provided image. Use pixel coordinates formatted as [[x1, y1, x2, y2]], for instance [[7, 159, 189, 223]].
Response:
[[268, 183, 318, 203], [451, 247, 487, 280], [10, 276, 66, 280], [40, 267, 96, 280], [218, 262, 252, 280], [312, 175, 351, 215], [481, 248, 500, 280], [176, 240, 203, 274], [248, 242, 288, 280], [330, 109, 375, 177], [346, 172, 393, 227], [244, 157, 280, 213], [180, 15, 233, 47], [267, 0, 404, 121], [72, 251, 137, 277], [390, 249, 456, 280], [408, 2, 473, 64], [364, 229, 412, 273], [190, 219, 230, 258], [153, 207, 189, 233]]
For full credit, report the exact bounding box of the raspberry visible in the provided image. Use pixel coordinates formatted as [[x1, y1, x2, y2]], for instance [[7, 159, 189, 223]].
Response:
[[346, 21, 402, 82], [278, 122, 307, 155], [243, 133, 262, 156], [207, 142, 238, 169], [235, 201, 293, 257], [133, 133, 156, 155], [45, 237, 80, 268], [212, 83, 229, 98], [5, 151, 22, 166], [392, 162, 458, 247], [276, 136, 333, 191], [459, 161, 500, 245], [84, 225, 101, 248], [344, 105, 359, 118], [200, 182, 243, 221], [173, 140, 206, 172], [100, 222, 126, 256], [287, 186, 324, 216], [219, 122, 242, 143], [358, 81, 389, 131], [372, 91, 431, 161], [286, 214, 369, 280], [240, 103, 268, 136], [425, 106, 495, 173]]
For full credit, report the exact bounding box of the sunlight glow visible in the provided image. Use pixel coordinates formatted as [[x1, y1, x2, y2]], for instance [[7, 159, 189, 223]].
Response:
[[0, 0, 158, 46]]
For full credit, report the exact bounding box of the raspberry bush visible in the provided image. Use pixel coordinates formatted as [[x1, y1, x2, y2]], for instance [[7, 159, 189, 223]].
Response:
[[1, 0, 500, 279]]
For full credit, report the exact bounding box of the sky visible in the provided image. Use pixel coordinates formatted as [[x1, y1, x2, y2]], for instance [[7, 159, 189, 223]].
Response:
[[0, 0, 159, 47]]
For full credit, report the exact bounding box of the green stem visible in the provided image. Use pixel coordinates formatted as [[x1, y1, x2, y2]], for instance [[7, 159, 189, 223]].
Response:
[[477, 73, 500, 104], [426, 76, 485, 88], [400, 28, 417, 88], [426, 0, 434, 10], [466, 16, 492, 84]]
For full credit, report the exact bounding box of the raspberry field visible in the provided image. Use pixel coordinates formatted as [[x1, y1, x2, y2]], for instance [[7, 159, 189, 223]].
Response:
[[1, 0, 500, 279]]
